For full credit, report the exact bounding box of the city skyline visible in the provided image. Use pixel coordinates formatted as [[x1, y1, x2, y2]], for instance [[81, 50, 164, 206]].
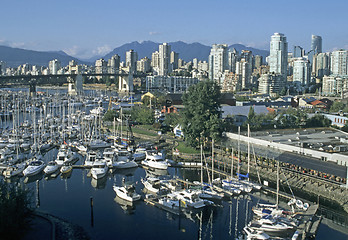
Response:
[[0, 0, 347, 60]]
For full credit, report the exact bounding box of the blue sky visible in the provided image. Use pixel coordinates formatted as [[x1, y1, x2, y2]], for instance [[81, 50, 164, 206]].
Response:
[[0, 0, 347, 59]]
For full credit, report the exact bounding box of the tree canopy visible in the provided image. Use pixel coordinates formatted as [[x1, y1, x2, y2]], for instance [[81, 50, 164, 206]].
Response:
[[181, 80, 223, 147], [130, 105, 154, 125]]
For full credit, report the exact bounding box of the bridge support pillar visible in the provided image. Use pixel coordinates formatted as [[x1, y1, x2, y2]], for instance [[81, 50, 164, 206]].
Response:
[[68, 74, 83, 96], [29, 81, 36, 97], [118, 73, 134, 93]]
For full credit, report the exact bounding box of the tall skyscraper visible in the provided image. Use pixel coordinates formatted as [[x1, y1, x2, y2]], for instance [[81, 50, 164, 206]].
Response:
[[311, 35, 322, 54], [312, 53, 330, 78], [330, 50, 348, 76], [126, 49, 138, 74], [228, 48, 238, 73], [269, 33, 288, 81], [208, 44, 229, 83], [293, 46, 304, 58], [293, 57, 311, 86], [48, 59, 61, 74], [159, 43, 171, 75], [170, 51, 179, 70], [108, 54, 120, 74]]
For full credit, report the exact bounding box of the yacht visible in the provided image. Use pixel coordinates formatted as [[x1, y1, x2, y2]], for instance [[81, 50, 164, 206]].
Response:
[[142, 150, 168, 170], [23, 160, 45, 177], [60, 162, 73, 174], [171, 189, 206, 209], [90, 161, 108, 179], [132, 147, 146, 161], [44, 161, 60, 175], [3, 162, 27, 178], [113, 184, 141, 202], [248, 216, 296, 233], [114, 150, 138, 169], [243, 226, 270, 240], [85, 151, 98, 167], [141, 177, 163, 194], [103, 148, 116, 168]]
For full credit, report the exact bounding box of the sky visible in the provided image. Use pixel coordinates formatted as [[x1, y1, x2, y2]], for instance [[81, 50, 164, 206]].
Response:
[[0, 0, 347, 60]]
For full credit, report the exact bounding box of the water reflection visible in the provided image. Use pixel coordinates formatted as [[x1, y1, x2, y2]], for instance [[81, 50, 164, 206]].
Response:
[[91, 176, 107, 189], [114, 196, 135, 214]]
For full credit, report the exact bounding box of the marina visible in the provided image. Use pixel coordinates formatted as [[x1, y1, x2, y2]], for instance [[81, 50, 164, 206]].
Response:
[[0, 88, 346, 239]]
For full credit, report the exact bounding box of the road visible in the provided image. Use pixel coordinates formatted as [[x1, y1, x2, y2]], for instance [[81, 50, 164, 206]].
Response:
[[223, 138, 347, 178]]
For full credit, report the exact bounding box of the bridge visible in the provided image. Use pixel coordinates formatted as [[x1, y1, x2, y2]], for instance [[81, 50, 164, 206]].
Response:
[[0, 72, 148, 96]]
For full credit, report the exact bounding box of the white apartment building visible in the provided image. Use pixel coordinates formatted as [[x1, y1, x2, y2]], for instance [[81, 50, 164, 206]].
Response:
[[269, 33, 288, 81], [208, 44, 229, 84], [331, 50, 348, 76], [146, 76, 199, 93]]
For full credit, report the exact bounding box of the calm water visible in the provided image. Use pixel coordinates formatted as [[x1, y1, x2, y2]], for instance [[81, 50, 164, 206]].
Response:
[[1, 87, 347, 239], [12, 148, 345, 240], [20, 151, 259, 240]]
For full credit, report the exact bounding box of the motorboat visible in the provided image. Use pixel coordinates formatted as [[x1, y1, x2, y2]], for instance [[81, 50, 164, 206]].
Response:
[[132, 147, 146, 161], [113, 149, 138, 169], [141, 177, 163, 194], [113, 184, 141, 202], [90, 161, 108, 179], [23, 160, 45, 177], [60, 162, 73, 174], [142, 151, 168, 170], [3, 162, 27, 178], [243, 226, 270, 240], [89, 139, 110, 149], [44, 161, 60, 175], [248, 216, 296, 233], [171, 189, 206, 209], [103, 148, 116, 168], [85, 151, 98, 167]]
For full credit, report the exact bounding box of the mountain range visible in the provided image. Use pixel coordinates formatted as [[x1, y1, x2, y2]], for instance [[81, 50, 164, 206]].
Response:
[[0, 41, 269, 67], [0, 45, 89, 68], [101, 41, 269, 63]]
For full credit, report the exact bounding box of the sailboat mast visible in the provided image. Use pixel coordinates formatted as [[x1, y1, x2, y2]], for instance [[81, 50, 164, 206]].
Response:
[[200, 143, 203, 186], [211, 139, 214, 183], [231, 147, 234, 179], [276, 160, 279, 208], [237, 126, 240, 180], [247, 124, 250, 179]]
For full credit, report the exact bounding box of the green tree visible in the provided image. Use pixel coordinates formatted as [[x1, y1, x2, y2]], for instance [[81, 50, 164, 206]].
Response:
[[164, 113, 181, 128], [182, 80, 223, 147], [330, 101, 345, 112], [130, 105, 154, 125], [0, 181, 33, 239], [306, 114, 331, 127], [103, 110, 118, 122]]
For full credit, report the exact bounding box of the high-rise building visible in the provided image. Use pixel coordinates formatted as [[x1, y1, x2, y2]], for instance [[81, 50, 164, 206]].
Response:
[[95, 58, 107, 80], [209, 44, 229, 84], [151, 51, 160, 71], [126, 49, 138, 74], [330, 50, 348, 76], [48, 59, 61, 74], [293, 46, 304, 58], [159, 43, 171, 75], [236, 59, 250, 89], [228, 48, 238, 73], [254, 55, 263, 69], [192, 58, 198, 69], [108, 54, 120, 74], [293, 57, 311, 86], [137, 57, 151, 73], [312, 53, 330, 78], [311, 35, 322, 55], [170, 51, 179, 70], [269, 33, 288, 81], [258, 73, 285, 95]]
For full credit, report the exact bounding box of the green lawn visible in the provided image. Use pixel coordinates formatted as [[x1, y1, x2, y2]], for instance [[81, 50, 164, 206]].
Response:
[[132, 127, 158, 137], [175, 141, 201, 154]]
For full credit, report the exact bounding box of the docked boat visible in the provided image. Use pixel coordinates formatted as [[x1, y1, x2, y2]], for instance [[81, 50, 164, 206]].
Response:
[[23, 160, 45, 177], [3, 162, 27, 178], [248, 216, 296, 233], [44, 161, 60, 175], [141, 177, 163, 194], [85, 151, 98, 167], [243, 226, 270, 240], [113, 184, 141, 202], [60, 162, 73, 174], [90, 161, 108, 179], [142, 151, 168, 170], [171, 189, 206, 209], [113, 149, 138, 169], [103, 148, 116, 168]]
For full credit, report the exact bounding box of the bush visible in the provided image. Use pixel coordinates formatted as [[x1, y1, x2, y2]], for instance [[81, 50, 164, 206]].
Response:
[[0, 181, 33, 239]]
